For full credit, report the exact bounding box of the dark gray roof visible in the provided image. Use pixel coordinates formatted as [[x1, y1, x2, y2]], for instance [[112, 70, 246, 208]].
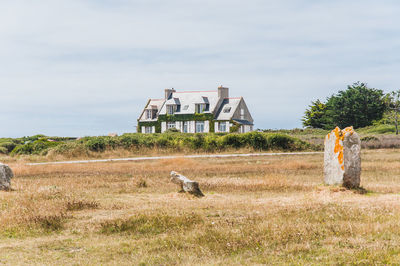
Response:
[[232, 119, 253, 125]]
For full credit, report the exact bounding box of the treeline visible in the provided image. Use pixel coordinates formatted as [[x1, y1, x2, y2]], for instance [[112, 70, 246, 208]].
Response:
[[302, 82, 400, 132], [0, 132, 316, 156]]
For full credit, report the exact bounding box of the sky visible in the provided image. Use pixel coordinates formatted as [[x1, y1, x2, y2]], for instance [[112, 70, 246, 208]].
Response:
[[1, 0, 400, 137]]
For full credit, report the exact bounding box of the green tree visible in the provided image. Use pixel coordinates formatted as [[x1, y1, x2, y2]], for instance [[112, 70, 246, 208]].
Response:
[[384, 90, 400, 135], [302, 99, 332, 129], [326, 82, 386, 129]]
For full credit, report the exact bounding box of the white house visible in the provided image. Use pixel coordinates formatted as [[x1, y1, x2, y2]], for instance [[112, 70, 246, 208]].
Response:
[[138, 86, 254, 133]]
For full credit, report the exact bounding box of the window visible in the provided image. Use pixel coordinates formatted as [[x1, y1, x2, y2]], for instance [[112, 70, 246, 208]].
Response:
[[183, 105, 189, 111], [195, 104, 206, 113], [183, 121, 189, 133], [167, 122, 176, 129], [195, 121, 204, 133], [218, 122, 227, 132], [167, 105, 175, 115], [145, 126, 152, 133], [223, 107, 231, 113], [145, 110, 152, 119], [240, 109, 245, 119]]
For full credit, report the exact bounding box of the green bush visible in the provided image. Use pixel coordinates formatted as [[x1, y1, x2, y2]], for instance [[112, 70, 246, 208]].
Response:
[[10, 139, 60, 155], [4, 132, 316, 156], [0, 146, 8, 154], [222, 134, 243, 148], [0, 141, 17, 153], [119, 134, 140, 149], [242, 131, 268, 150], [85, 138, 106, 152], [267, 134, 295, 150]]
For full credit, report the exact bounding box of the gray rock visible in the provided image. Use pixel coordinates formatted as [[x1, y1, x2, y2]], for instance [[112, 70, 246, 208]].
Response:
[[0, 163, 14, 191], [170, 171, 204, 197], [324, 127, 361, 189]]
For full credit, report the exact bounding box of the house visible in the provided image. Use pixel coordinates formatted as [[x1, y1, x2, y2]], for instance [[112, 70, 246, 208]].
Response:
[[137, 86, 254, 133]]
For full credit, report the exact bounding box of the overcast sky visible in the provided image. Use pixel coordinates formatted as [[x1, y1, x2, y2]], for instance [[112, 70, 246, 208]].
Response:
[[1, 0, 399, 137]]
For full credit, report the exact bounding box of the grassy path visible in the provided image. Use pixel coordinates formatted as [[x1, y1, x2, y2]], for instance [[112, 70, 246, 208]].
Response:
[[26, 151, 323, 165]]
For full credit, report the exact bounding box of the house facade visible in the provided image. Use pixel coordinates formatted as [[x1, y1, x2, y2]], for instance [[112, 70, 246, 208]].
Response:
[[137, 86, 254, 133]]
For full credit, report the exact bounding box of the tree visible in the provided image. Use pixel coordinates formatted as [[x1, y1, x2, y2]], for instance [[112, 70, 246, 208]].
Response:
[[302, 99, 332, 129], [384, 90, 400, 135], [326, 82, 386, 129]]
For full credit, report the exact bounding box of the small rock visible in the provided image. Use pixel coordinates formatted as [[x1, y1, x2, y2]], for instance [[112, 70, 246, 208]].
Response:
[[0, 163, 14, 191], [324, 127, 361, 189], [170, 171, 204, 197]]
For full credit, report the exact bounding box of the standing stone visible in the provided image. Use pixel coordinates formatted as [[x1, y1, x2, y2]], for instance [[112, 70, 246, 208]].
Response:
[[0, 163, 14, 191], [324, 127, 361, 189]]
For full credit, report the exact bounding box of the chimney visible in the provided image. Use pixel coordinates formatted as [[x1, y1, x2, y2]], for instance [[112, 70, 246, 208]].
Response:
[[218, 85, 229, 99], [165, 88, 176, 99]]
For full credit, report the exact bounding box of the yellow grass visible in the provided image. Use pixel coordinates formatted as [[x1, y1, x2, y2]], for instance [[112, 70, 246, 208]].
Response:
[[1, 149, 400, 265]]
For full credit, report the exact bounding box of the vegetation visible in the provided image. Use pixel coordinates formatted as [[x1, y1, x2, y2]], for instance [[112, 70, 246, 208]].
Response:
[[2, 150, 400, 264], [1, 132, 316, 158], [302, 99, 329, 129], [303, 82, 386, 129], [3, 124, 400, 160], [383, 90, 400, 135]]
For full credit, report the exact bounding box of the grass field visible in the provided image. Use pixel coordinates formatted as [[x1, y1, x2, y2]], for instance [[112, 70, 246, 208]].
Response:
[[1, 149, 400, 265]]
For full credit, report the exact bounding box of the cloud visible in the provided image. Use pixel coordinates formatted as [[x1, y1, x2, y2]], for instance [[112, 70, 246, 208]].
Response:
[[0, 0, 400, 136]]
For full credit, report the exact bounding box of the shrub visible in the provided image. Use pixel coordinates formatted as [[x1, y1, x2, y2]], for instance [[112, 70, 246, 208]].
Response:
[[242, 131, 268, 150], [5, 132, 317, 156], [0, 146, 8, 154], [190, 134, 205, 149], [0, 141, 17, 153], [222, 134, 243, 148], [85, 138, 106, 152], [267, 134, 295, 150], [119, 134, 140, 149]]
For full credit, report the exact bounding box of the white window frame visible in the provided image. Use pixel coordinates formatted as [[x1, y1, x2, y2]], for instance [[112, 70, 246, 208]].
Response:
[[183, 121, 189, 133], [167, 105, 175, 115], [145, 126, 152, 133], [167, 122, 176, 129], [218, 122, 227, 132], [195, 121, 204, 133], [195, 104, 206, 114], [145, 110, 152, 119]]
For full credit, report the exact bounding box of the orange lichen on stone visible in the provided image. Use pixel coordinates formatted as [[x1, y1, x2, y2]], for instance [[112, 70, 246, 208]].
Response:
[[331, 126, 354, 169]]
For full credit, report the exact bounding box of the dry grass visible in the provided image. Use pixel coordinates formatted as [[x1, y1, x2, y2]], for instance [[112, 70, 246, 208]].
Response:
[[1, 150, 400, 265]]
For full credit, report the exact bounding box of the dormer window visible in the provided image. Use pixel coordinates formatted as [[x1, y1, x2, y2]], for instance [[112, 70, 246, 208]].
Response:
[[145, 109, 152, 119], [223, 107, 231, 113], [167, 105, 176, 115], [195, 104, 207, 113]]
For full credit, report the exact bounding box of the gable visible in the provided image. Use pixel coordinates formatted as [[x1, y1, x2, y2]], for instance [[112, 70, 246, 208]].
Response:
[[215, 98, 241, 121], [138, 98, 165, 121]]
